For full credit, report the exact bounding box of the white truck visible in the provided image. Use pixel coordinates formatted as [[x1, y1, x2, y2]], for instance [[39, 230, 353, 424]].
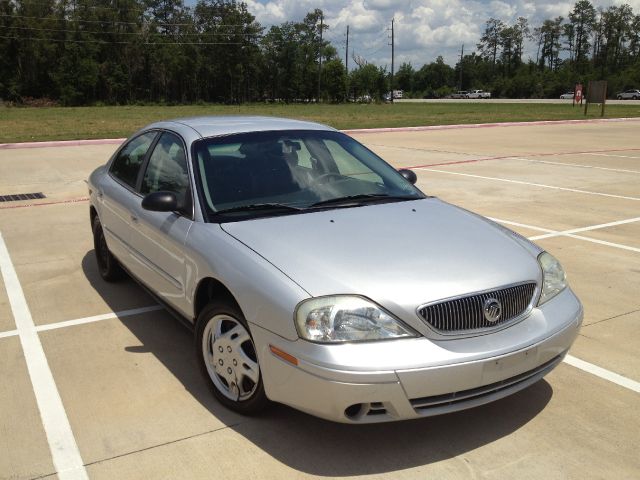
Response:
[[466, 90, 491, 99]]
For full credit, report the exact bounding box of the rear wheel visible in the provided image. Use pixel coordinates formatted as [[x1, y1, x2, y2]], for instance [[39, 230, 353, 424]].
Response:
[[92, 216, 124, 282], [196, 301, 268, 415]]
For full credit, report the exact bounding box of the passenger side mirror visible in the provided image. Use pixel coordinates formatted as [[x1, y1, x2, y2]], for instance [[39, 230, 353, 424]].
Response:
[[141, 191, 178, 212], [398, 169, 418, 185]]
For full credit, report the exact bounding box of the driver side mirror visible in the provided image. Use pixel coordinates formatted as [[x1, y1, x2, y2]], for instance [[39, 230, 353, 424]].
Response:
[[141, 191, 178, 212], [398, 169, 418, 185]]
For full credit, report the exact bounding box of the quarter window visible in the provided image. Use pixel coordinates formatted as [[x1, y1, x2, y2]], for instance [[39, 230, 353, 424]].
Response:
[[110, 132, 156, 188], [141, 132, 189, 207]]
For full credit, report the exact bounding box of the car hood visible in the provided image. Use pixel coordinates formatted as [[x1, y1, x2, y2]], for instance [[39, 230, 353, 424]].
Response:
[[221, 198, 542, 330]]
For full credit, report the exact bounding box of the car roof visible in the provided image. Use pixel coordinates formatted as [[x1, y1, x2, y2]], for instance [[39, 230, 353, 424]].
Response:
[[144, 115, 336, 139]]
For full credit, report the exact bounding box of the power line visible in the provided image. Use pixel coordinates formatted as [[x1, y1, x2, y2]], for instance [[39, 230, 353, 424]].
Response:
[[4, 25, 262, 36], [0, 13, 253, 27], [0, 35, 243, 45]]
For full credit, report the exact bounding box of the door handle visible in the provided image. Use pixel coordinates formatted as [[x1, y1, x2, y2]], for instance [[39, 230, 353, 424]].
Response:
[[130, 215, 138, 223]]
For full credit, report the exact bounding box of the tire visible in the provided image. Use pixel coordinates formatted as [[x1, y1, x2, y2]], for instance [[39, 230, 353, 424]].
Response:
[[196, 301, 268, 415], [634, 96, 639, 100], [92, 216, 125, 282]]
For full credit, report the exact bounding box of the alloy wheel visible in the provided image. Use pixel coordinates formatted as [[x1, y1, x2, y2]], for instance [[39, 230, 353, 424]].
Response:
[[201, 314, 260, 401]]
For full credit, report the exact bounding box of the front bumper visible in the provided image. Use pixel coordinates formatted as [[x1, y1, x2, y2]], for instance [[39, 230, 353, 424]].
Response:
[[251, 287, 583, 423]]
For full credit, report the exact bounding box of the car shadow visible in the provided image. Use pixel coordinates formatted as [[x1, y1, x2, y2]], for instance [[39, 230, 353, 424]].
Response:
[[82, 250, 553, 476]]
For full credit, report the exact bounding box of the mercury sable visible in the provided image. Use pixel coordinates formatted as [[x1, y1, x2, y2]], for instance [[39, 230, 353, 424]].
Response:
[[88, 116, 583, 423]]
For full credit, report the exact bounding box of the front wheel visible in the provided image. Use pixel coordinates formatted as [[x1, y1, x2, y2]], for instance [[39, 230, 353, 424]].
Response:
[[196, 301, 268, 415]]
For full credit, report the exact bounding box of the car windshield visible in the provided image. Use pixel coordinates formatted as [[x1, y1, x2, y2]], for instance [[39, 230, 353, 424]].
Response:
[[192, 129, 424, 219]]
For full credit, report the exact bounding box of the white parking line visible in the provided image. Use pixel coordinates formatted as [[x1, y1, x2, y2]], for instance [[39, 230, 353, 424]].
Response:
[[0, 328, 18, 339], [419, 168, 640, 202], [0, 305, 164, 340], [511, 157, 640, 174], [490, 217, 640, 254], [0, 232, 88, 480], [528, 217, 640, 240], [35, 305, 164, 332], [581, 152, 640, 159], [564, 355, 640, 393]]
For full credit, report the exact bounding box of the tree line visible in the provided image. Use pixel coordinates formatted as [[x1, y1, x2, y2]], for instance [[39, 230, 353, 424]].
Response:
[[1, 0, 639, 105], [395, 1, 640, 99]]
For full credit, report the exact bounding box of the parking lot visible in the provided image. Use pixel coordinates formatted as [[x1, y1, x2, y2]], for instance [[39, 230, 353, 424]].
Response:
[[1, 118, 639, 480]]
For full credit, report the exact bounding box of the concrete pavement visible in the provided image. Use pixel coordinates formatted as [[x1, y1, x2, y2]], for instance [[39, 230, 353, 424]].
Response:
[[1, 118, 638, 479]]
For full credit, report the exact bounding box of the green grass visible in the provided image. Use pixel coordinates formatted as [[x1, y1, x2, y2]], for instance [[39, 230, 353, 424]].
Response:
[[1, 102, 639, 143]]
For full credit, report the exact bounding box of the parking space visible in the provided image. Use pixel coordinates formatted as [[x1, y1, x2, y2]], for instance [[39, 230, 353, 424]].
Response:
[[1, 119, 639, 479]]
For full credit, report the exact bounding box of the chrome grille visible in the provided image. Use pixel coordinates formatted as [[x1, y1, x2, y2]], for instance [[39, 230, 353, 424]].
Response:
[[418, 282, 537, 334]]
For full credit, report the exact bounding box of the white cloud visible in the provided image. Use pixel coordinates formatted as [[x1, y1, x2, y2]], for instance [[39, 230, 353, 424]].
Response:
[[245, 0, 640, 68]]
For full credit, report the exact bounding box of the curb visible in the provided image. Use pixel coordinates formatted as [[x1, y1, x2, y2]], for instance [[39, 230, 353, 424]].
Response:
[[0, 138, 126, 150], [1, 117, 639, 149], [342, 117, 640, 134]]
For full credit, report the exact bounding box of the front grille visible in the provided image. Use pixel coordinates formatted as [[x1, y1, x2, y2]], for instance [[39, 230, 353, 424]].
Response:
[[418, 282, 537, 334]]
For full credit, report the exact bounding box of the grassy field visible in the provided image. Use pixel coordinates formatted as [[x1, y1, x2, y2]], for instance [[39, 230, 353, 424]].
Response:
[[1, 102, 640, 143]]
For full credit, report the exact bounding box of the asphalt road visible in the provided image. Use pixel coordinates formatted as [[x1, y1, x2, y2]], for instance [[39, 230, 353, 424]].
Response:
[[397, 98, 640, 105]]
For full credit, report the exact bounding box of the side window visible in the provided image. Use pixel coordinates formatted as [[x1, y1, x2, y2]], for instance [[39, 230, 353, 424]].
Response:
[[110, 132, 156, 188], [141, 132, 189, 208]]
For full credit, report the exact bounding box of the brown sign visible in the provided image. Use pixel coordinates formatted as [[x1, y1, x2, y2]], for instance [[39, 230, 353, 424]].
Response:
[[585, 81, 607, 117]]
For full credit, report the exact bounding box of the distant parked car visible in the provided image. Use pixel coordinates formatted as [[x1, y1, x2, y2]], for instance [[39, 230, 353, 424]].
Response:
[[559, 92, 574, 99], [449, 91, 469, 99], [616, 89, 640, 100], [467, 90, 491, 99]]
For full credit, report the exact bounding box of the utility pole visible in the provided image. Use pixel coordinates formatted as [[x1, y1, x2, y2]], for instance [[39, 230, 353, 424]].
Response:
[[345, 25, 349, 100], [458, 44, 464, 91], [317, 13, 324, 103], [390, 18, 395, 103]]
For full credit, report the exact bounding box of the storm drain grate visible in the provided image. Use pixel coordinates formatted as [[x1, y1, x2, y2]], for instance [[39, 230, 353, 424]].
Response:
[[0, 192, 46, 202]]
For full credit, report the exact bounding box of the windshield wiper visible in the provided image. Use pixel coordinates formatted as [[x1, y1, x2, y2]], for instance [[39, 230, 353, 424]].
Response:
[[308, 193, 418, 208], [215, 203, 303, 215]]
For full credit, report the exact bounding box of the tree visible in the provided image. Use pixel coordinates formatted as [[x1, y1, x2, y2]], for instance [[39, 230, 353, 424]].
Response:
[[539, 17, 564, 70], [414, 56, 455, 95], [514, 17, 530, 65], [349, 63, 387, 100], [321, 58, 346, 102], [395, 62, 414, 93], [478, 18, 505, 68], [569, 0, 597, 66]]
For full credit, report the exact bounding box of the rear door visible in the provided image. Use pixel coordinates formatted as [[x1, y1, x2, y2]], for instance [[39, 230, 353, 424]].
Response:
[[128, 131, 194, 316]]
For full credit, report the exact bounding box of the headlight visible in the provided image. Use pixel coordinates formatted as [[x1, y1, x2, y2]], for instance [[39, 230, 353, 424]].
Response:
[[295, 296, 416, 343], [537, 252, 567, 305]]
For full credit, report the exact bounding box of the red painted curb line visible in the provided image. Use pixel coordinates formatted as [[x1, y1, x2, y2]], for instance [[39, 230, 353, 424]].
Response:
[[0, 197, 89, 210], [402, 147, 640, 170], [2, 117, 639, 149]]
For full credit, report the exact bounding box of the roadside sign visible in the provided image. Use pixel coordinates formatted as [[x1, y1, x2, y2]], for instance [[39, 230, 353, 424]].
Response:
[[575, 84, 583, 105], [584, 80, 607, 117]]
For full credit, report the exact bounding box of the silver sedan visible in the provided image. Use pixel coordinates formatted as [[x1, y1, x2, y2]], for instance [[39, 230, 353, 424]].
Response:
[[88, 116, 583, 423]]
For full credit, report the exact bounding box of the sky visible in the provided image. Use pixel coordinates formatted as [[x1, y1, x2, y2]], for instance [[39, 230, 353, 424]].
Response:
[[243, 0, 640, 69]]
